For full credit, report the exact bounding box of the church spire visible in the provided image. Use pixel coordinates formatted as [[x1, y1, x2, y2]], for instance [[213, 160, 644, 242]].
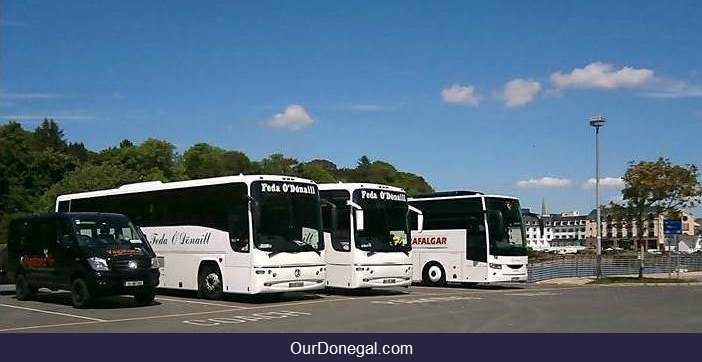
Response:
[[541, 198, 547, 216]]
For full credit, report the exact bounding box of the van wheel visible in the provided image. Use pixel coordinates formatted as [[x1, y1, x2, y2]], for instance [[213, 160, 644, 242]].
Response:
[[134, 289, 155, 306], [71, 278, 93, 309], [15, 274, 35, 301], [198, 265, 223, 300], [422, 262, 446, 286]]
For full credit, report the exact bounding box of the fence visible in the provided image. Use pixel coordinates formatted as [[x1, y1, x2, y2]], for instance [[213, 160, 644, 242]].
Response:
[[527, 254, 702, 282]]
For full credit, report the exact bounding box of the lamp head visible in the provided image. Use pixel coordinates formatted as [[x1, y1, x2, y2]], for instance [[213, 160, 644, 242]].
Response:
[[589, 115, 606, 128]]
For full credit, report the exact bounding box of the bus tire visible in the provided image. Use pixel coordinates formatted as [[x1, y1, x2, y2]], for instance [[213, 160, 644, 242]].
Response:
[[198, 264, 223, 300], [422, 262, 446, 286], [15, 274, 35, 301], [71, 278, 93, 309]]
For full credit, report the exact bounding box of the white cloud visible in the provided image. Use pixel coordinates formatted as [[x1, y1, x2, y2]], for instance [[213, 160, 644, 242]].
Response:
[[441, 84, 481, 106], [583, 177, 625, 189], [643, 78, 702, 98], [517, 177, 572, 189], [503, 79, 541, 107], [551, 62, 654, 90], [267, 104, 314, 130]]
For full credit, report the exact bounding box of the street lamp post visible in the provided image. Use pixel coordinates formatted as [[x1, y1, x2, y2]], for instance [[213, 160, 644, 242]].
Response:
[[590, 115, 605, 278]]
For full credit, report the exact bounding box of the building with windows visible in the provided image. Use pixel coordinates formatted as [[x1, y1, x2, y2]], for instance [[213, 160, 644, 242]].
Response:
[[584, 208, 697, 251], [522, 209, 587, 252], [523, 206, 697, 252]]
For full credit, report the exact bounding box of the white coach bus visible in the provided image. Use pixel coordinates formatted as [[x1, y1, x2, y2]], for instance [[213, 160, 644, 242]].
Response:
[[55, 175, 326, 298], [409, 191, 528, 285], [319, 183, 423, 289]]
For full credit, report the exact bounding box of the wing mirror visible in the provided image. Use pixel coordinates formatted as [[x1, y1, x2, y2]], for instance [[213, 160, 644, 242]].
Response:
[[346, 200, 364, 231], [408, 205, 424, 233]]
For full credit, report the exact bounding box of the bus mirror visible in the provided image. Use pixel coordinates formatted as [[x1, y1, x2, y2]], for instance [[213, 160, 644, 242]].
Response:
[[408, 205, 424, 233], [354, 209, 365, 231]]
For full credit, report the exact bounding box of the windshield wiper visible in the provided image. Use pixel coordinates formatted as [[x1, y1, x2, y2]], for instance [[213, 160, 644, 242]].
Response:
[[267, 244, 320, 257]]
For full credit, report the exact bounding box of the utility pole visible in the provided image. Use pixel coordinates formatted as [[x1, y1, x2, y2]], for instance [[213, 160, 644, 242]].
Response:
[[590, 116, 605, 278]]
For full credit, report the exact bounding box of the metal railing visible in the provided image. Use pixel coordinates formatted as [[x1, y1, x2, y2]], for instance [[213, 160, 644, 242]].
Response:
[[527, 254, 702, 282]]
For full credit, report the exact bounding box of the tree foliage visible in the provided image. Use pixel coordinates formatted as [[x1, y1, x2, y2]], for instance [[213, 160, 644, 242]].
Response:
[[619, 157, 701, 216], [0, 121, 433, 243]]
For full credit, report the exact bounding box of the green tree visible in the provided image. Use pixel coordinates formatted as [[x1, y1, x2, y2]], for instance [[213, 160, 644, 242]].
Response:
[[616, 157, 702, 278], [33, 118, 65, 150], [182, 143, 254, 179], [297, 162, 337, 183], [256, 153, 298, 175], [39, 163, 142, 211]]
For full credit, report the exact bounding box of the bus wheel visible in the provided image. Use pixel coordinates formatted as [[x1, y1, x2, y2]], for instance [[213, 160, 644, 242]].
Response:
[[15, 274, 35, 301], [422, 262, 446, 286], [71, 278, 93, 309], [198, 265, 223, 300]]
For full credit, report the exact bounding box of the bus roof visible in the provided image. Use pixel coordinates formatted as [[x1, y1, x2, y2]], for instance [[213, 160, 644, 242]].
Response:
[[409, 191, 518, 202], [56, 174, 317, 201], [318, 182, 406, 194]]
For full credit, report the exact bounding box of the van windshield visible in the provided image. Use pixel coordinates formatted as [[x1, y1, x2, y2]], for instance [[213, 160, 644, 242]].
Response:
[[70, 215, 148, 253]]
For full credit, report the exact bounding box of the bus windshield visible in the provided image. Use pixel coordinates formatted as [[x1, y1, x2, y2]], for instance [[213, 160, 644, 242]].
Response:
[[252, 181, 323, 254], [354, 189, 410, 253], [70, 214, 149, 254], [485, 197, 527, 256]]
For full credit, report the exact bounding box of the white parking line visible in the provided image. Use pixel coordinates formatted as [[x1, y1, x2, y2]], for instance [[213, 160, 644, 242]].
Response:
[[503, 292, 561, 297], [0, 321, 100, 333], [0, 303, 106, 322], [156, 297, 249, 309]]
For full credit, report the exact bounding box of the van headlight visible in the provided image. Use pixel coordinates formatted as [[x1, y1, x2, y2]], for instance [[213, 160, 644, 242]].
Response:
[[489, 263, 502, 269], [87, 257, 109, 271], [150, 257, 159, 269]]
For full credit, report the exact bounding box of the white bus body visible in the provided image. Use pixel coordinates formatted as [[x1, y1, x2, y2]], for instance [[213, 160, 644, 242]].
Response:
[[409, 192, 528, 285], [319, 183, 422, 289], [56, 175, 326, 297]]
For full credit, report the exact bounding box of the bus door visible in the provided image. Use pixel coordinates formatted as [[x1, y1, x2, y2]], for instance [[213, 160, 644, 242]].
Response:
[[462, 214, 489, 282]]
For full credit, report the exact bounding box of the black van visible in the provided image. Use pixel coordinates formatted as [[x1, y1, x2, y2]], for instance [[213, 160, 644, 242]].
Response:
[[6, 212, 160, 308]]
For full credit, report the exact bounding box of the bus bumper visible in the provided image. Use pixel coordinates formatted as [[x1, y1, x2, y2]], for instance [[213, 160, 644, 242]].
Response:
[[251, 265, 326, 294], [350, 264, 413, 289]]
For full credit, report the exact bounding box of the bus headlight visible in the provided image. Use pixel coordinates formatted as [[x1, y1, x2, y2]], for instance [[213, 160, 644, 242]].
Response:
[[88, 257, 109, 271], [489, 263, 502, 269], [150, 257, 159, 269]]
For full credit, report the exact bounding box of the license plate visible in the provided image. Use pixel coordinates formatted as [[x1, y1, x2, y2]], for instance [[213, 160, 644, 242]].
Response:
[[383, 278, 396, 284], [288, 281, 304, 288], [125, 280, 144, 287]]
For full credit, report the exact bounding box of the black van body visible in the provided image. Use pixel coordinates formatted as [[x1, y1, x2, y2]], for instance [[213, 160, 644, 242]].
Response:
[[7, 212, 159, 308]]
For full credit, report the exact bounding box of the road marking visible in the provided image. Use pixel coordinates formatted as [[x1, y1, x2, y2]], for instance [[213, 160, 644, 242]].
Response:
[[0, 303, 106, 322], [156, 297, 249, 309], [183, 310, 312, 327], [503, 292, 561, 297], [0, 321, 100, 333], [0, 286, 589, 332], [371, 295, 483, 305]]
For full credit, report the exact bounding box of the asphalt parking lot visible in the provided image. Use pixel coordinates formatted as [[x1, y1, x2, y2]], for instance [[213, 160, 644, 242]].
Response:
[[1, 283, 701, 332]]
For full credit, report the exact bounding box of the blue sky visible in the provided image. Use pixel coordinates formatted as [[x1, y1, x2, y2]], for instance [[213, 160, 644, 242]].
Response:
[[2, 1, 701, 215]]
